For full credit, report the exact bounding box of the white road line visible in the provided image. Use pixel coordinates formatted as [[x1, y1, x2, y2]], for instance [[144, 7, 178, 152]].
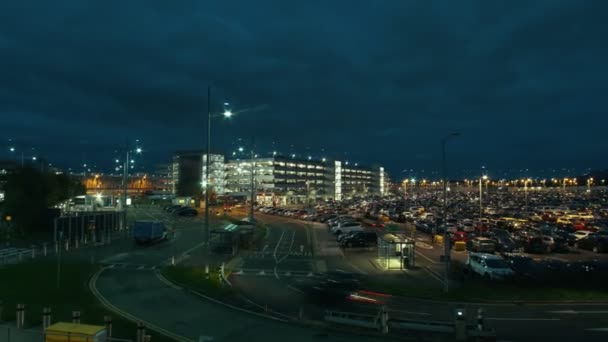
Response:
[[416, 250, 439, 264], [287, 285, 305, 294], [272, 229, 286, 262], [277, 231, 296, 264], [487, 317, 560, 321]]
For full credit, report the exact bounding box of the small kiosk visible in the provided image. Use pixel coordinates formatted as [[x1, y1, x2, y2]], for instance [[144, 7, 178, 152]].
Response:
[[378, 233, 416, 270], [45, 322, 107, 342]]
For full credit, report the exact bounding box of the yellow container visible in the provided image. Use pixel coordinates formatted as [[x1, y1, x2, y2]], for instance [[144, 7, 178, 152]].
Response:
[[434, 235, 444, 244], [45, 322, 106, 342], [453, 241, 466, 251]]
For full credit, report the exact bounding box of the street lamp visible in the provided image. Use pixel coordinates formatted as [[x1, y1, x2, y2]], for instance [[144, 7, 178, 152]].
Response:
[[524, 178, 532, 207], [441, 132, 459, 293], [479, 175, 488, 220], [205, 86, 233, 255], [122, 144, 142, 229]]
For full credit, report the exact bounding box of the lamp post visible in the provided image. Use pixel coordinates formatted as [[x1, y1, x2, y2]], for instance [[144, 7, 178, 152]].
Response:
[[524, 178, 532, 207], [205, 88, 233, 254], [587, 177, 593, 192], [479, 175, 488, 220], [122, 146, 141, 229], [441, 132, 459, 293]]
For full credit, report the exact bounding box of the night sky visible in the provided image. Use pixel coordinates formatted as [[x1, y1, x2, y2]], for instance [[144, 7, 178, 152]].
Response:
[[1, 0, 607, 179]]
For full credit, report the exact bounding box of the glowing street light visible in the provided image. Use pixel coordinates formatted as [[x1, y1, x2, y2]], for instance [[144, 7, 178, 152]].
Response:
[[135, 147, 142, 153], [9, 147, 15, 152], [238, 147, 244, 152]]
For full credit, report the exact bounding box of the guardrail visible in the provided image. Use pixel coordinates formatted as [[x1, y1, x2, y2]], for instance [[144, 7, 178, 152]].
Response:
[[324, 310, 379, 329]]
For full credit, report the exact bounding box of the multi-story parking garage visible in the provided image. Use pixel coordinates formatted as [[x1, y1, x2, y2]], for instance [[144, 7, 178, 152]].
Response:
[[170, 151, 390, 205]]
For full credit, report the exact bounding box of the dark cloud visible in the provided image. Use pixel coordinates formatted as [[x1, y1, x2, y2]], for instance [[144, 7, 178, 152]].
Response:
[[0, 0, 607, 177]]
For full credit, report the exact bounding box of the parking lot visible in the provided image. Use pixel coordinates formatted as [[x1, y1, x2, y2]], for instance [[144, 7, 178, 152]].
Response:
[[255, 187, 608, 285]]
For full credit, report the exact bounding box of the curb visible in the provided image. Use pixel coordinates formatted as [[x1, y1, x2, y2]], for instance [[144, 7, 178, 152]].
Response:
[[89, 267, 193, 342], [156, 269, 290, 323]]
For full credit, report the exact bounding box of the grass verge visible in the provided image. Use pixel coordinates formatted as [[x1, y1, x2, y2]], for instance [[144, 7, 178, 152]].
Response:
[[0, 260, 173, 341], [162, 266, 234, 298]]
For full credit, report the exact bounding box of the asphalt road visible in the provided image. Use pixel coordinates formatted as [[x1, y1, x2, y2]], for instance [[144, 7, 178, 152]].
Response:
[[92, 206, 401, 341]]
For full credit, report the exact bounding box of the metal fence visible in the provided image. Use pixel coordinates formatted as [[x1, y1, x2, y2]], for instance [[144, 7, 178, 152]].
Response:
[[53, 212, 124, 246]]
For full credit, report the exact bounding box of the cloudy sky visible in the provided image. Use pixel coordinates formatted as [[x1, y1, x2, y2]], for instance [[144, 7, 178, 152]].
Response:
[[1, 0, 606, 178]]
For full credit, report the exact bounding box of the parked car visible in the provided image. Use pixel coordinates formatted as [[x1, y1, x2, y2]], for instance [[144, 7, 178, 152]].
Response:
[[573, 230, 593, 240], [466, 253, 514, 280], [574, 235, 608, 253], [468, 237, 496, 253], [340, 231, 378, 248], [331, 222, 364, 236], [175, 207, 198, 216]]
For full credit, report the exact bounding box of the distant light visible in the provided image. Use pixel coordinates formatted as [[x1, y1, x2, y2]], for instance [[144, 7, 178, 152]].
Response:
[[136, 148, 142, 153], [95, 193, 102, 199], [83, 164, 87, 167], [115, 167, 119, 171], [223, 110, 233, 118], [254, 154, 258, 158], [273, 151, 277, 156], [291, 154, 296, 158], [355, 163, 358, 167], [232, 152, 236, 156], [322, 158, 326, 162], [308, 156, 312, 160], [9, 147, 15, 152], [32, 156, 37, 161], [345, 161, 349, 165], [238, 147, 244, 152], [130, 159, 135, 163], [115, 159, 120, 163]]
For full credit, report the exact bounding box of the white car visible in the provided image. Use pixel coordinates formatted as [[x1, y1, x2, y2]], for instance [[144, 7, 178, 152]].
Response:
[[573, 230, 593, 240], [330, 222, 364, 235], [466, 253, 514, 280]]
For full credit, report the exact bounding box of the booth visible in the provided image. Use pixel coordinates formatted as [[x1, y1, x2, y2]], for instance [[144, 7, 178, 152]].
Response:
[[45, 322, 106, 342], [377, 233, 416, 270]]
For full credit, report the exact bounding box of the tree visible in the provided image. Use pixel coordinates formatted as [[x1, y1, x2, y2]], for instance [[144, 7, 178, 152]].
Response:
[[3, 167, 85, 234]]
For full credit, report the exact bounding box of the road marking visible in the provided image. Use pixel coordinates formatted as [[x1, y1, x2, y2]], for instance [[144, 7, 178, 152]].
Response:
[[272, 229, 286, 262], [90, 269, 191, 342], [287, 285, 305, 294], [548, 310, 608, 314], [416, 250, 439, 264], [422, 266, 444, 285], [487, 317, 560, 321]]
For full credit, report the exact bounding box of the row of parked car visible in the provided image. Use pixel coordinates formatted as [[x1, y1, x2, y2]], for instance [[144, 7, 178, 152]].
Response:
[[257, 206, 379, 249]]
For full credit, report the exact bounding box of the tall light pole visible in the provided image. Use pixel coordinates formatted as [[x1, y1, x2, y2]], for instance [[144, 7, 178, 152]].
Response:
[[205, 88, 233, 254], [122, 145, 141, 229], [524, 178, 532, 207], [479, 175, 488, 220], [441, 132, 459, 293]]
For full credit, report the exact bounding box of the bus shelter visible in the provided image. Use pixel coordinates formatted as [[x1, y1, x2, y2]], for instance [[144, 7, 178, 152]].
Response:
[[377, 233, 415, 270]]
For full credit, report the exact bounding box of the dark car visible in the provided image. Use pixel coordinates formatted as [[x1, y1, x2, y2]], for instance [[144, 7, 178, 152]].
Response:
[[519, 236, 548, 254], [166, 205, 183, 213], [340, 231, 378, 248], [575, 235, 608, 253], [175, 207, 198, 216], [494, 236, 519, 253]]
